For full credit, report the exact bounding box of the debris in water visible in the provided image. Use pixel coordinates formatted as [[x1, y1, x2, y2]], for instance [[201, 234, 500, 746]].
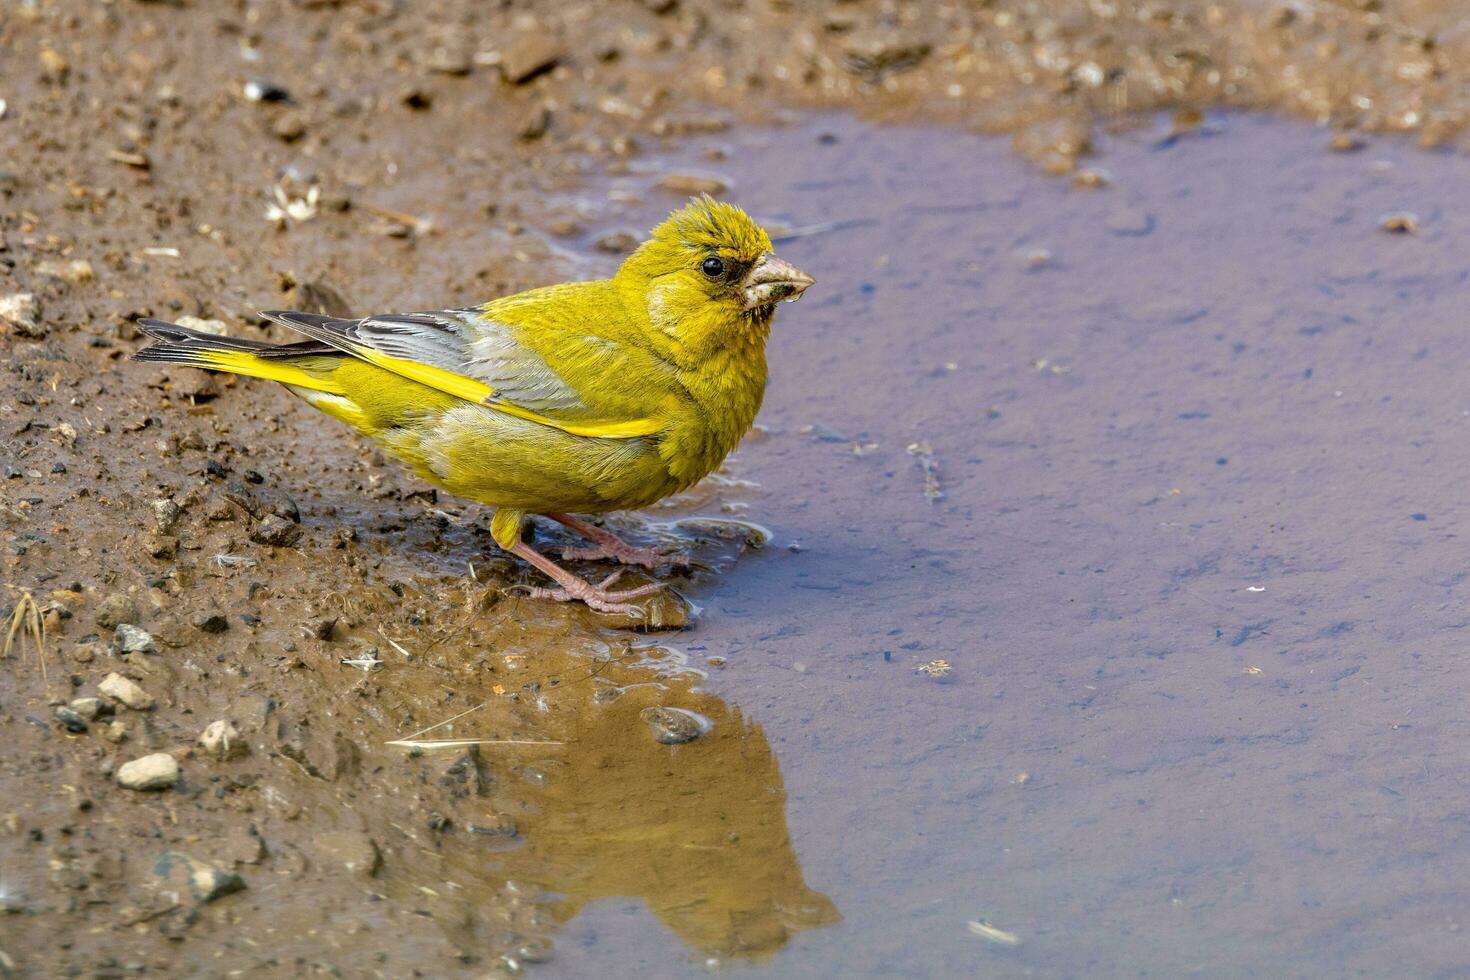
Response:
[[906, 441, 944, 503], [802, 422, 850, 443], [340, 649, 383, 672], [1378, 211, 1419, 234], [640, 706, 712, 744], [968, 920, 1022, 946]]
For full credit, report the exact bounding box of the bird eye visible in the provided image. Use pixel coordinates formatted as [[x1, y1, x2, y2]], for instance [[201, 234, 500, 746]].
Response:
[[700, 256, 725, 279]]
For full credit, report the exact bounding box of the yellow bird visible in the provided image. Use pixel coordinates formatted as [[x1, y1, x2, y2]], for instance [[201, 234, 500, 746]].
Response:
[[133, 197, 814, 615]]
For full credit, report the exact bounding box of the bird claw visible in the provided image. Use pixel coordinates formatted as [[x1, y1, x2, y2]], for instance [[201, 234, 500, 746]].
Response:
[[558, 542, 692, 569], [507, 570, 665, 618]]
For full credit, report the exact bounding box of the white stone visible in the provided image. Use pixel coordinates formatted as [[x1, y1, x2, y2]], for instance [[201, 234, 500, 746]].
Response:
[[117, 753, 179, 791], [0, 293, 43, 338], [198, 720, 246, 760], [98, 672, 154, 710], [175, 315, 228, 336]]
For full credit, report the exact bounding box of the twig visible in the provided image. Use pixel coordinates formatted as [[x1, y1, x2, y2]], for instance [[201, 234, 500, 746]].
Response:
[[385, 738, 563, 750]]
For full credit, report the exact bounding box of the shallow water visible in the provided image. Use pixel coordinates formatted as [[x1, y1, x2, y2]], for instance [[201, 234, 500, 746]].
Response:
[[534, 115, 1470, 977]]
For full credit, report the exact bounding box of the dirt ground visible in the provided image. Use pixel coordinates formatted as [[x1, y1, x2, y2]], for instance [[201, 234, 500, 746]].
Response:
[[4, 0, 1470, 977]]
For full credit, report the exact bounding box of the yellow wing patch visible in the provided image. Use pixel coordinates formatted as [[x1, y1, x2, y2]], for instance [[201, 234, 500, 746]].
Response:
[[352, 344, 665, 440], [351, 345, 495, 403]]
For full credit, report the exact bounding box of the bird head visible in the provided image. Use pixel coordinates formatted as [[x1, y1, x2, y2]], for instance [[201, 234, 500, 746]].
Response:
[[618, 196, 814, 354]]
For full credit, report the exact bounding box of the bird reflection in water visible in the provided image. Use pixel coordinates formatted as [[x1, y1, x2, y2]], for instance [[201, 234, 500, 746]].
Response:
[[395, 641, 839, 966]]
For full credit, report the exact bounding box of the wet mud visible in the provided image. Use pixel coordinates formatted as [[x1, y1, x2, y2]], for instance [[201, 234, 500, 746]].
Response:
[[4, 0, 1470, 977]]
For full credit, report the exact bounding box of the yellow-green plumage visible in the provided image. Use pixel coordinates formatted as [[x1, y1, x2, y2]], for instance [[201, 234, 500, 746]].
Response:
[[132, 198, 813, 600]]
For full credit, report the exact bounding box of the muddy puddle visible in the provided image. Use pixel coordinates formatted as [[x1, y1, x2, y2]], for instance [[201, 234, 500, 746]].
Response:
[[523, 114, 1470, 977], [6, 43, 1470, 978]]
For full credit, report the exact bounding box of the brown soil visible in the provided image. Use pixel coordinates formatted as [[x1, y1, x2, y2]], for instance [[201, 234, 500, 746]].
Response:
[[4, 0, 1470, 977]]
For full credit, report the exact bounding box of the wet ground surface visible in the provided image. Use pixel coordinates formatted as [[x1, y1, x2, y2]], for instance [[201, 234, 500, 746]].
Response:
[[6, 0, 1470, 976]]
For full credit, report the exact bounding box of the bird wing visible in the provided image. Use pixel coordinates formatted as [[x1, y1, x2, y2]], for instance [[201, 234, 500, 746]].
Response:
[[259, 308, 665, 439]]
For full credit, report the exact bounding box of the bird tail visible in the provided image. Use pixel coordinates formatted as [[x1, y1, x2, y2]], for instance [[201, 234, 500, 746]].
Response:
[[132, 318, 345, 394]]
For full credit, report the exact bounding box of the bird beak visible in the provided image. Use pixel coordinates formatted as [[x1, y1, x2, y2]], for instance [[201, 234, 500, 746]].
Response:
[[740, 253, 815, 310]]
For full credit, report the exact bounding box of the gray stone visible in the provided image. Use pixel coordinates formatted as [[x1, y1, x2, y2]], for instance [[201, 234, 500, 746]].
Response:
[[153, 850, 244, 903], [114, 623, 156, 654], [250, 514, 302, 547]]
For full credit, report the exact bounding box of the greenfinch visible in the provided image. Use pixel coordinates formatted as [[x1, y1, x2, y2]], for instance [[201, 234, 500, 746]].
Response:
[[133, 197, 814, 615]]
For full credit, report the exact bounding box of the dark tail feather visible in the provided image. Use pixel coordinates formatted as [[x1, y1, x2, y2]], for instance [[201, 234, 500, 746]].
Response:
[[132, 318, 274, 365], [133, 318, 336, 365]]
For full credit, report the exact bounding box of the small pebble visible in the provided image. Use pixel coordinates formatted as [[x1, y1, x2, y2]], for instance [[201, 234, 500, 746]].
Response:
[[152, 498, 183, 534], [39, 48, 69, 82], [98, 672, 154, 710], [271, 112, 307, 143], [94, 593, 138, 629], [0, 293, 43, 338], [53, 706, 88, 733], [250, 514, 302, 547], [192, 612, 229, 634], [117, 752, 179, 791], [1379, 211, 1419, 234], [424, 47, 472, 75], [153, 850, 244, 902], [198, 719, 246, 760], [496, 35, 566, 84], [114, 623, 156, 654], [243, 80, 292, 103], [69, 697, 106, 720], [174, 315, 228, 336], [35, 258, 94, 284]]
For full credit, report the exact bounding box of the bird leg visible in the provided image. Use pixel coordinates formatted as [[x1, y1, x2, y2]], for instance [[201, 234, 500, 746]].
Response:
[[544, 512, 692, 569], [506, 539, 663, 617]]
